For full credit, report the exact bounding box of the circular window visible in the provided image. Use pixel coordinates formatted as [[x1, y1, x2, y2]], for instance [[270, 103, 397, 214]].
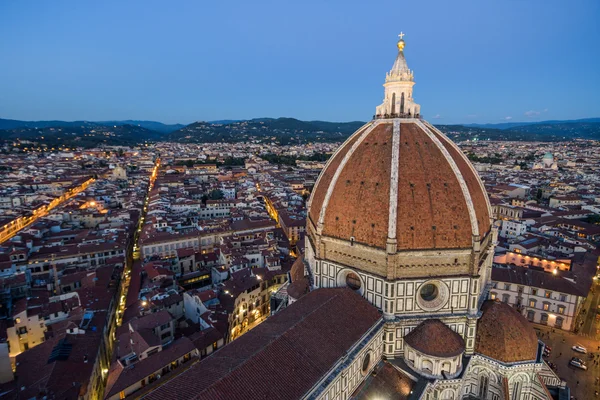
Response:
[[420, 283, 439, 301], [416, 280, 449, 311], [361, 352, 371, 374], [346, 272, 362, 291]]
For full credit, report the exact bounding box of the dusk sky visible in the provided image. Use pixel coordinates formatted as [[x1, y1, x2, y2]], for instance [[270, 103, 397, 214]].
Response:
[[1, 0, 599, 125]]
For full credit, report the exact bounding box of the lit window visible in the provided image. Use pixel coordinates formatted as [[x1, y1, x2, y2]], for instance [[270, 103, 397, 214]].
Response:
[[529, 299, 536, 308]]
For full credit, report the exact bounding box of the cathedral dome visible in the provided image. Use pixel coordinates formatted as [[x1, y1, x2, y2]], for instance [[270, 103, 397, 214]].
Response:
[[308, 119, 491, 253], [404, 319, 465, 357], [475, 300, 539, 363]]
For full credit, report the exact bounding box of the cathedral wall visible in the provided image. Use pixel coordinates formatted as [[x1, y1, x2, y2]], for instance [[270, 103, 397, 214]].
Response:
[[455, 356, 550, 400], [403, 344, 463, 379], [414, 355, 554, 400], [383, 316, 475, 358], [306, 320, 385, 400], [310, 252, 482, 320]]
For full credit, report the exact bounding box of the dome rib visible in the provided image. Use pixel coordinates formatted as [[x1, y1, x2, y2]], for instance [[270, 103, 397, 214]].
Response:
[[308, 121, 372, 227], [317, 120, 384, 231], [416, 120, 479, 238], [309, 119, 492, 252], [386, 119, 401, 248], [424, 120, 492, 238]]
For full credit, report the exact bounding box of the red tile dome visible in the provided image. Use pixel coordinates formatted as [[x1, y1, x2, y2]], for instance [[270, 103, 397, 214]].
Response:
[[475, 300, 539, 363], [308, 119, 491, 251], [404, 319, 465, 357]]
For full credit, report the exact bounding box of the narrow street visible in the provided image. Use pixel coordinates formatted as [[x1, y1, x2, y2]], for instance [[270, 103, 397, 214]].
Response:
[[115, 158, 160, 327], [580, 279, 600, 339], [0, 177, 95, 243]]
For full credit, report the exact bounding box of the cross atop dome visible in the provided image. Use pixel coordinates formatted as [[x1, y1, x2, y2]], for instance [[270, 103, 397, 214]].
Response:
[[397, 31, 406, 51]]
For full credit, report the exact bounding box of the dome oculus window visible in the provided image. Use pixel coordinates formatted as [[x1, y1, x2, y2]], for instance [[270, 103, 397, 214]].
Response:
[[361, 352, 371, 374], [420, 283, 439, 302], [346, 272, 362, 291]]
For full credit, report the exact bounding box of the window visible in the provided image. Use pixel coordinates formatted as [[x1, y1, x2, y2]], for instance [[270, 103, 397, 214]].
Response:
[[422, 359, 433, 374], [560, 294, 567, 302], [527, 310, 535, 321], [361, 352, 371, 375], [502, 294, 510, 303], [504, 283, 511, 290], [346, 272, 362, 291], [490, 292, 497, 300], [531, 288, 537, 296], [545, 291, 552, 299], [540, 314, 548, 325], [529, 299, 536, 308], [555, 317, 564, 328], [512, 382, 522, 400], [557, 305, 565, 314], [441, 362, 451, 373], [479, 375, 489, 399], [420, 284, 439, 302], [543, 302, 550, 311]]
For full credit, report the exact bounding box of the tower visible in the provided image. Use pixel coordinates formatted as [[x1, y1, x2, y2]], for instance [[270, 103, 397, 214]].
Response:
[[376, 33, 421, 117]]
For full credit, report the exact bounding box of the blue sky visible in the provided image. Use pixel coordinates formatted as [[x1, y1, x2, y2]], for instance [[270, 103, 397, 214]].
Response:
[[1, 0, 598, 124]]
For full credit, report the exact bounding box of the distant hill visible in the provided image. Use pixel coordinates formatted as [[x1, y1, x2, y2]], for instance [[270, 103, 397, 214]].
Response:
[[0, 118, 183, 133], [438, 120, 600, 142], [0, 124, 163, 148], [467, 118, 600, 130], [167, 118, 365, 144], [2, 116, 598, 148]]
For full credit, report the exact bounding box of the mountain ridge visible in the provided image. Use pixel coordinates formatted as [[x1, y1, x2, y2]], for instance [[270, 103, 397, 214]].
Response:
[[1, 117, 599, 148], [0, 118, 183, 133]]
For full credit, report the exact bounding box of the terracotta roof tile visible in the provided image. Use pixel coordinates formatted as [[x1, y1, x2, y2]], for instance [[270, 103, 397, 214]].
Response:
[[311, 120, 491, 251], [404, 319, 465, 357], [143, 288, 381, 400], [323, 124, 393, 248], [309, 124, 369, 226], [475, 300, 538, 363]]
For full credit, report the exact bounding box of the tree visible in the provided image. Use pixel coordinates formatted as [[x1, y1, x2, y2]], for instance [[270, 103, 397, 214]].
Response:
[[585, 214, 600, 225], [208, 189, 224, 200]]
